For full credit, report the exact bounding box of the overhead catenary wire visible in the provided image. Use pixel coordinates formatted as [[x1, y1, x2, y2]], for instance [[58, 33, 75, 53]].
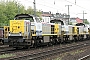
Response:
[[21, 0, 78, 15], [64, 0, 90, 11], [23, 0, 67, 12], [17, 0, 90, 16], [37, 0, 90, 13], [16, 0, 90, 23]]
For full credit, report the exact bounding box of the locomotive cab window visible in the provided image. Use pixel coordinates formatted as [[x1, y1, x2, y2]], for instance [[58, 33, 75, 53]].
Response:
[[19, 18, 34, 22]]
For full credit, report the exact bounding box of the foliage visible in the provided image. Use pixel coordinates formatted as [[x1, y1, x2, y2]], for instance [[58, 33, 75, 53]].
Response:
[[69, 22, 72, 25], [0, 0, 42, 27], [0, 0, 26, 26], [0, 54, 16, 58], [25, 6, 34, 15], [25, 6, 42, 20], [84, 19, 89, 24]]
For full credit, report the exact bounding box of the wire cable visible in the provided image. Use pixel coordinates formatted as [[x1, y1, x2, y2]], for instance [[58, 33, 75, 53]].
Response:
[[64, 0, 90, 11]]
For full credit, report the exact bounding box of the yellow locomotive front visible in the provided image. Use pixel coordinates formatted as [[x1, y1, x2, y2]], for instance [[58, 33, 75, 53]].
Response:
[[9, 20, 30, 38], [6, 14, 32, 48], [10, 20, 25, 34]]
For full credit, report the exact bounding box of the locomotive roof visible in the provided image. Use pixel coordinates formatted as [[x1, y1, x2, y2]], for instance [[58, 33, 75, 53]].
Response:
[[75, 23, 85, 26], [14, 14, 33, 20], [50, 19, 64, 25]]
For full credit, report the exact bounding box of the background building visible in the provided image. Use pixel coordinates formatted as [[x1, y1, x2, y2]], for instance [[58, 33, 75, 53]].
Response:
[[41, 12, 87, 25], [41, 11, 52, 23]]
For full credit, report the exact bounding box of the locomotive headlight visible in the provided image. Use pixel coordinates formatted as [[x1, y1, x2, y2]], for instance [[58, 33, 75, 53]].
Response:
[[9, 32, 11, 36], [20, 34, 21, 36], [9, 31, 10, 34], [19, 32, 22, 36]]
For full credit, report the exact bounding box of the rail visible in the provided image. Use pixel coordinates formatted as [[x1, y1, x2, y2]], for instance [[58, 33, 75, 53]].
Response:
[[78, 54, 90, 60], [9, 42, 90, 60]]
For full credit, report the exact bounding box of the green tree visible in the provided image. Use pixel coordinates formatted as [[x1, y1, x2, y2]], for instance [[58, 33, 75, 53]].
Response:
[[25, 6, 34, 14], [36, 10, 42, 20], [0, 1, 8, 26], [84, 19, 89, 24], [0, 0, 42, 27], [69, 22, 72, 25], [26, 6, 42, 20], [0, 0, 25, 26]]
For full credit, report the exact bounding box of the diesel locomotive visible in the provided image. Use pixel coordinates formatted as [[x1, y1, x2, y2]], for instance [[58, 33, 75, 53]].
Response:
[[3, 14, 90, 48]]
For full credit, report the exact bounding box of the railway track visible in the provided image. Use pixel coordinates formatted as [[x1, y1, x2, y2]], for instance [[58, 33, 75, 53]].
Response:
[[78, 54, 90, 60], [0, 45, 16, 54], [8, 41, 90, 60]]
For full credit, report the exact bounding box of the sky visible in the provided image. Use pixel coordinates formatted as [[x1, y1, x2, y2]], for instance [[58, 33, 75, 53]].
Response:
[[17, 0, 90, 22]]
